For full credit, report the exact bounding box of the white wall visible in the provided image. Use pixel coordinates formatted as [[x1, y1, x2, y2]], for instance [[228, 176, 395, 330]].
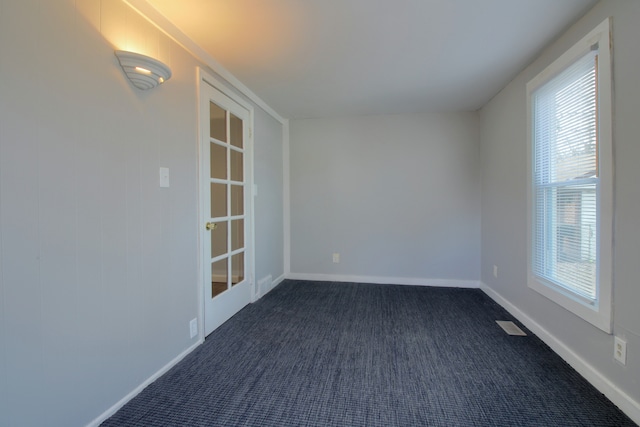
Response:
[[480, 0, 640, 418], [0, 1, 284, 426], [290, 113, 480, 284]]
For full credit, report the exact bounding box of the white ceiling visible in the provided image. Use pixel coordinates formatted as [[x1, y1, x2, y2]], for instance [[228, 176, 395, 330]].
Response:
[[145, 0, 597, 119]]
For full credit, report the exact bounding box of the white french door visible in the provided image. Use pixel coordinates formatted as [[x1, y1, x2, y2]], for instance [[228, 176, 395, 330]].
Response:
[[200, 76, 254, 336]]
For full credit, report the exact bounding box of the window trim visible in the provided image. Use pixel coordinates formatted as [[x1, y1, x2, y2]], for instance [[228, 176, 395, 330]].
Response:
[[526, 18, 613, 333]]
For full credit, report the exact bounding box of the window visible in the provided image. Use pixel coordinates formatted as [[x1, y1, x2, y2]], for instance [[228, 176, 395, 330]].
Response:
[[527, 19, 613, 333]]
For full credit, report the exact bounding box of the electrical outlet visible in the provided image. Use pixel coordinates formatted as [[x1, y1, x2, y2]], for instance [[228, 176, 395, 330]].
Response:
[[614, 336, 627, 365], [493, 265, 498, 278], [189, 318, 198, 339], [333, 253, 340, 263]]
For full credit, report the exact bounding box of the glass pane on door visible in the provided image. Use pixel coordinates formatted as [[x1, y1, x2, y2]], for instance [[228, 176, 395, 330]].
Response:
[[231, 253, 244, 285], [230, 113, 243, 149], [211, 258, 228, 297], [230, 150, 243, 182], [231, 219, 244, 251], [210, 183, 227, 218], [230, 185, 243, 217], [211, 221, 228, 258], [210, 102, 226, 142], [210, 143, 227, 179]]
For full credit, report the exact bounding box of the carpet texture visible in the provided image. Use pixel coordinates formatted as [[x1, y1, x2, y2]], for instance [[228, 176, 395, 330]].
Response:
[[102, 280, 636, 426]]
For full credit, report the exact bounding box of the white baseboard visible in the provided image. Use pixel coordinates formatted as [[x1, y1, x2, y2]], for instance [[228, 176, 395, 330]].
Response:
[[85, 339, 203, 427], [257, 274, 273, 298], [480, 282, 640, 425], [273, 273, 285, 287], [286, 272, 480, 289]]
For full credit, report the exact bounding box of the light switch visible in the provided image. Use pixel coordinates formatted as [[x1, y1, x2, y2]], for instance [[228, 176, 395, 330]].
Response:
[[159, 167, 170, 188]]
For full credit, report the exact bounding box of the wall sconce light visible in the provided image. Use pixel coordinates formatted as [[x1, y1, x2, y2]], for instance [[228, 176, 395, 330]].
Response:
[[114, 50, 172, 90]]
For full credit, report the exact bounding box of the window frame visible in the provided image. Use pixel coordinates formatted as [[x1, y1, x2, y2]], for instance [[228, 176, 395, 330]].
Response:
[[526, 18, 613, 333]]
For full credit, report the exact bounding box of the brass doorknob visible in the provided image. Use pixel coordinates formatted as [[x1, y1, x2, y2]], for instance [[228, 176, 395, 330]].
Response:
[[205, 222, 217, 231]]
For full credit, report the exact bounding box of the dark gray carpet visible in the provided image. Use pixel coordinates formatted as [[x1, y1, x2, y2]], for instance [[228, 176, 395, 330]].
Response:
[[102, 280, 636, 426]]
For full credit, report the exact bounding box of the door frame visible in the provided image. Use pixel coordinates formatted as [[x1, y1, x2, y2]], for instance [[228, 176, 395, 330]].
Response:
[[196, 68, 256, 339]]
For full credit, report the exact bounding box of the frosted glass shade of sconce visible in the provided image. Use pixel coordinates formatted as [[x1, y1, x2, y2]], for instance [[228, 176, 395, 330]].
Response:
[[114, 50, 172, 90]]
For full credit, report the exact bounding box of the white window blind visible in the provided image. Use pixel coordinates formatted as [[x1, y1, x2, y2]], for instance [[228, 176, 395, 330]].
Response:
[[532, 48, 598, 301]]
